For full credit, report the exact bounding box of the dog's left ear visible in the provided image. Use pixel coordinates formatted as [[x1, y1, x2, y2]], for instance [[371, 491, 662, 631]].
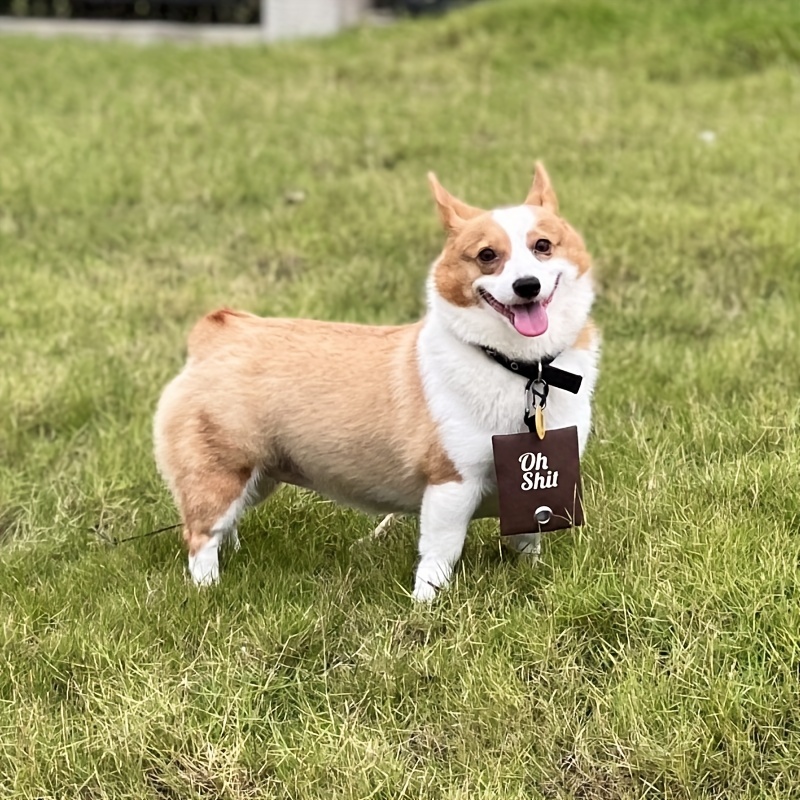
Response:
[[428, 172, 483, 234], [525, 161, 559, 214]]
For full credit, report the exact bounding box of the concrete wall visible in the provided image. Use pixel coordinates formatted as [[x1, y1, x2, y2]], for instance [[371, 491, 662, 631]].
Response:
[[264, 0, 371, 41]]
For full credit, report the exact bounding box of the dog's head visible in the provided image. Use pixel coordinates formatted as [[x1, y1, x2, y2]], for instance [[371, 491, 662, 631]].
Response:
[[427, 163, 594, 358]]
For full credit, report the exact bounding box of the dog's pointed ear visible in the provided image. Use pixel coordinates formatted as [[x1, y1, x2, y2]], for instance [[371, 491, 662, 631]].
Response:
[[428, 172, 483, 233], [525, 161, 559, 214]]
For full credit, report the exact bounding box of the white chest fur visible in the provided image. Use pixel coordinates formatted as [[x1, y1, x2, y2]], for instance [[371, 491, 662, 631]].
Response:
[[417, 315, 599, 496]]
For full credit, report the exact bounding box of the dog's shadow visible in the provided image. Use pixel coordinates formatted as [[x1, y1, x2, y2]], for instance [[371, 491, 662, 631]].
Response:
[[212, 492, 580, 605], [220, 493, 418, 602]]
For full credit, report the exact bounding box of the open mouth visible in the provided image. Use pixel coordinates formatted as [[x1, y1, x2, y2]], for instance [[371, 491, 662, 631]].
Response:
[[478, 275, 561, 338]]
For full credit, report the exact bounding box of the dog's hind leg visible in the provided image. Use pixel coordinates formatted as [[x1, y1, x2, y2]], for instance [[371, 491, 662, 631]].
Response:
[[224, 471, 280, 554], [182, 468, 278, 585]]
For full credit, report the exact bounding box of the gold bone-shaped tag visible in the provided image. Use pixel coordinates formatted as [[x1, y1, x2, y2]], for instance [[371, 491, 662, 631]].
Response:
[[491, 426, 583, 536], [535, 405, 546, 439]]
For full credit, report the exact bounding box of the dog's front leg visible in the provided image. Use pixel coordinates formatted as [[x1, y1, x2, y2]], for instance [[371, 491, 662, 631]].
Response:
[[412, 480, 484, 602]]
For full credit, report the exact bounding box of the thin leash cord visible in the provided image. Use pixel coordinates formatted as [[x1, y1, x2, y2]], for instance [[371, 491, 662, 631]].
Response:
[[90, 521, 182, 546]]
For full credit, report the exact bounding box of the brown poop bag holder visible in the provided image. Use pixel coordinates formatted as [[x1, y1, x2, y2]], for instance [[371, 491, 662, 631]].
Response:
[[489, 354, 584, 536]]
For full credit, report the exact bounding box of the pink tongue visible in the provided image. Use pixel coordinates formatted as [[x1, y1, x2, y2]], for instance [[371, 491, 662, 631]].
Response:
[[512, 303, 549, 337]]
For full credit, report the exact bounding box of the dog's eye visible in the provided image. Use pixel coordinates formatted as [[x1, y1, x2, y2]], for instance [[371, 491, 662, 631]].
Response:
[[533, 239, 552, 255], [477, 248, 497, 263]]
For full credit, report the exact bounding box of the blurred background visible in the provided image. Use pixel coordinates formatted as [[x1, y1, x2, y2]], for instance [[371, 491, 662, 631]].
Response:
[[0, 0, 459, 28]]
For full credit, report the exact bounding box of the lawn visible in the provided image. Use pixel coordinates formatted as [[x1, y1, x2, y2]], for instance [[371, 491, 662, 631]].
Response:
[[1, 0, 800, 796]]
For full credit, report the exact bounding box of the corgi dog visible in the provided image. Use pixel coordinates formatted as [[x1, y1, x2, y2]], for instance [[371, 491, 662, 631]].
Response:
[[154, 163, 599, 601]]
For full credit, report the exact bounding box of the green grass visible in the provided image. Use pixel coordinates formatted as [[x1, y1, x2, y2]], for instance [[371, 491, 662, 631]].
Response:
[[2, 0, 800, 796]]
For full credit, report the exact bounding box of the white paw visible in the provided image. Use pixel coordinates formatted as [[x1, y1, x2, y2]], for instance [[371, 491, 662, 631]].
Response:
[[412, 579, 439, 603], [504, 533, 542, 559], [188, 547, 220, 586], [412, 559, 450, 603]]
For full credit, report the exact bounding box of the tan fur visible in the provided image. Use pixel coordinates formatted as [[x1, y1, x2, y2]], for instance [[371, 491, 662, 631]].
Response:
[[427, 172, 483, 232], [574, 319, 599, 350], [525, 211, 592, 276], [187, 307, 251, 360], [523, 163, 591, 276], [525, 161, 559, 213], [434, 217, 512, 308], [154, 314, 461, 550]]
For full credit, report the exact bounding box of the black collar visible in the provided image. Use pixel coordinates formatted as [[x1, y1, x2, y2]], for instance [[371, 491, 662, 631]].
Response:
[[481, 347, 583, 395]]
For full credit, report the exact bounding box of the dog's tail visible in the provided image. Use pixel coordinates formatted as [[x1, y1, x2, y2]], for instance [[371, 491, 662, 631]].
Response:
[[187, 307, 252, 361]]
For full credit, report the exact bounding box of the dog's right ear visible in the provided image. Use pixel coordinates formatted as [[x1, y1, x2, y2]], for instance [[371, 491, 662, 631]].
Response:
[[525, 161, 559, 214], [427, 173, 483, 234]]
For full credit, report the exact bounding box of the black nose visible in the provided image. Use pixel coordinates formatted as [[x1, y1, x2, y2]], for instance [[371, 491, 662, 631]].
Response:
[[512, 277, 541, 300]]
